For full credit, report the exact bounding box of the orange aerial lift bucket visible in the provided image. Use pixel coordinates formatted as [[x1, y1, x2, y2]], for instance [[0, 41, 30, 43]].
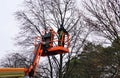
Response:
[[0, 28, 70, 78], [34, 29, 70, 56], [36, 46, 69, 56]]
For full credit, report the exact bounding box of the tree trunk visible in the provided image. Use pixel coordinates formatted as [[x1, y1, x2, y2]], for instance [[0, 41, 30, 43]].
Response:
[[59, 54, 63, 78]]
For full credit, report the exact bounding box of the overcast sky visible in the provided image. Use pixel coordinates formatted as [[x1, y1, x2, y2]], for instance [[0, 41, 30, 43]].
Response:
[[0, 0, 24, 59], [0, 0, 83, 60]]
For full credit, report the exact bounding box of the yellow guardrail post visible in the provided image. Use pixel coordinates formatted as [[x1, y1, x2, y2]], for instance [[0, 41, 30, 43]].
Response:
[[0, 68, 27, 78]]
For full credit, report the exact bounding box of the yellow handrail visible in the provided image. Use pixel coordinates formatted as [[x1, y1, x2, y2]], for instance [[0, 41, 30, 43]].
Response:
[[0, 68, 27, 78]]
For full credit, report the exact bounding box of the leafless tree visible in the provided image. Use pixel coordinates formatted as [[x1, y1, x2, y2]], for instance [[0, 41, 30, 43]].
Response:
[[1, 0, 90, 78], [82, 0, 120, 77], [0, 53, 30, 68], [82, 0, 120, 43]]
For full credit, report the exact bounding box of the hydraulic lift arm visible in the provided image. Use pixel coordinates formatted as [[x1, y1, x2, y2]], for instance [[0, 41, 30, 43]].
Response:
[[0, 43, 42, 78], [25, 43, 42, 77], [0, 28, 70, 78]]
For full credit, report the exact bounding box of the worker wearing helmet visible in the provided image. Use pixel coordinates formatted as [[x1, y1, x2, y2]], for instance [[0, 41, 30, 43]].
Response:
[[57, 25, 68, 46], [41, 28, 55, 54]]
